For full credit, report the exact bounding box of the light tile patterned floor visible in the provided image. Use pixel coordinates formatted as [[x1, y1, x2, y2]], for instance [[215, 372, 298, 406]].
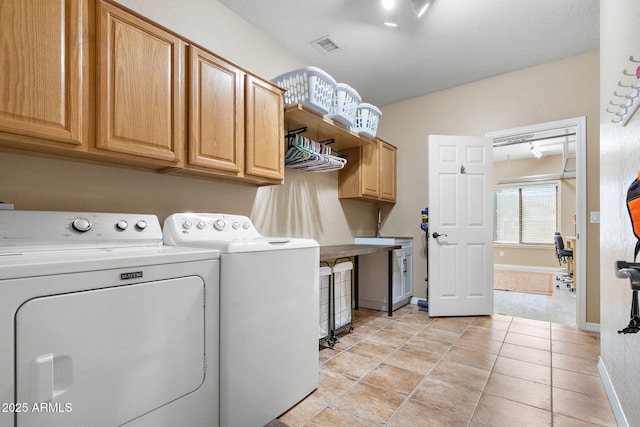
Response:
[[277, 305, 616, 427]]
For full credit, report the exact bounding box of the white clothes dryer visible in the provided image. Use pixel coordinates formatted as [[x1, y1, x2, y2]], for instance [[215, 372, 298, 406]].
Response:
[[0, 211, 220, 427], [163, 213, 319, 427]]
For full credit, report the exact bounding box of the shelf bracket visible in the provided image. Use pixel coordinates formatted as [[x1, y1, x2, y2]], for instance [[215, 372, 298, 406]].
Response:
[[286, 127, 307, 136]]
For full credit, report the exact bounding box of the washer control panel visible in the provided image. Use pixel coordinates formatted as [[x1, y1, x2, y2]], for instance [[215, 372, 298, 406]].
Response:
[[0, 211, 163, 251], [163, 213, 261, 243]]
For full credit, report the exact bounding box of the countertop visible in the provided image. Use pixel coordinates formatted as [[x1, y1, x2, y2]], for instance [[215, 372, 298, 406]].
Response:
[[320, 244, 401, 261]]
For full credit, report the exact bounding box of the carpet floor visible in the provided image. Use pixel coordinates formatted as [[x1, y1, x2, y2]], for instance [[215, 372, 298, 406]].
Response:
[[494, 270, 554, 296]]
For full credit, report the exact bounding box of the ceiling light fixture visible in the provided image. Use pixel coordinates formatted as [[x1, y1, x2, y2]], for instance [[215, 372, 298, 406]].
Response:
[[382, 0, 395, 10], [408, 0, 434, 18], [530, 144, 543, 158]]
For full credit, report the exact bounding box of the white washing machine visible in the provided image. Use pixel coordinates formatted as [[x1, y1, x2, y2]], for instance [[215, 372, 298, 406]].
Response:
[[0, 211, 220, 427], [163, 213, 319, 427]]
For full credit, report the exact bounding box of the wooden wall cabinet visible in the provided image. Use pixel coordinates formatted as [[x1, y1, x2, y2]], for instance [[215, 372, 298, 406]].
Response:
[[0, 0, 283, 185], [183, 48, 283, 184], [379, 140, 397, 202], [96, 1, 184, 167], [187, 46, 244, 175], [244, 75, 284, 182], [0, 0, 89, 151], [339, 138, 397, 203]]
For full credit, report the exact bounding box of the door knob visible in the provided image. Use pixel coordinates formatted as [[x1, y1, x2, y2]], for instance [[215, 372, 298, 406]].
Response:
[[432, 232, 448, 239]]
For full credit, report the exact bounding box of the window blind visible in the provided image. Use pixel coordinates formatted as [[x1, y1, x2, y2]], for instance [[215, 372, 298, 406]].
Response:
[[521, 185, 557, 245], [494, 183, 558, 245], [495, 188, 519, 243]]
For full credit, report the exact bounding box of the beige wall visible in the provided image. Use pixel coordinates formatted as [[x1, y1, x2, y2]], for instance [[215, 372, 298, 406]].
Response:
[[493, 155, 577, 268], [377, 50, 600, 324], [600, 1, 640, 425]]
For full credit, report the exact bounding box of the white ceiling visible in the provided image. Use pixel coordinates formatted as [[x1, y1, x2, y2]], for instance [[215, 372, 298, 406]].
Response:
[[217, 0, 600, 107]]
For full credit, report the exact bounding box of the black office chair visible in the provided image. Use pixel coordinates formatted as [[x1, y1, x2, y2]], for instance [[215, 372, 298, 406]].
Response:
[[554, 232, 574, 290]]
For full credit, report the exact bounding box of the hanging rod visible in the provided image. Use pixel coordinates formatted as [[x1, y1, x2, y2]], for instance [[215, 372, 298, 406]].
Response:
[[493, 132, 576, 148]]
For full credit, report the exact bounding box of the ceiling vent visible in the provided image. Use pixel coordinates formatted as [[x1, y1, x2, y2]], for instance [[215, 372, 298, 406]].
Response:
[[310, 35, 342, 55]]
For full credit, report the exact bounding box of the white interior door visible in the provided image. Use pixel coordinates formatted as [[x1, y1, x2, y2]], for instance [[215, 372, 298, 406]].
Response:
[[428, 135, 494, 317]]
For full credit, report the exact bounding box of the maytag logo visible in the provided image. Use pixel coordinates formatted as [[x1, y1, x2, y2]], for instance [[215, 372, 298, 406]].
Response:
[[120, 271, 143, 280]]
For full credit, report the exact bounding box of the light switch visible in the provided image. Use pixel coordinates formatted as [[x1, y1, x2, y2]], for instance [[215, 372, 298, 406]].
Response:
[[590, 211, 600, 224]]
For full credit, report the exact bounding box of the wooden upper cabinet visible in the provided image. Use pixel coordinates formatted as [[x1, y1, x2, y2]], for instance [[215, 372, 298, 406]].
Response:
[[380, 140, 397, 202], [338, 138, 397, 203], [0, 0, 88, 146], [0, 0, 283, 185], [96, 0, 184, 164], [188, 46, 244, 175], [244, 75, 284, 181], [361, 142, 381, 198]]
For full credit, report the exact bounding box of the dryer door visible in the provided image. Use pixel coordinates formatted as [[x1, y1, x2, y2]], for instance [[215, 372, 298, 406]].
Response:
[[15, 277, 205, 427]]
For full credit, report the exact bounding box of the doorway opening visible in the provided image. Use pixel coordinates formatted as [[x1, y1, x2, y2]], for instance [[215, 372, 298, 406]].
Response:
[[486, 117, 586, 328]]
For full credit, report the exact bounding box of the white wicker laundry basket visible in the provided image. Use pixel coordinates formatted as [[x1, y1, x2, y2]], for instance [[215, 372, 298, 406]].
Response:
[[271, 66, 336, 115], [351, 103, 382, 138], [328, 83, 361, 127]]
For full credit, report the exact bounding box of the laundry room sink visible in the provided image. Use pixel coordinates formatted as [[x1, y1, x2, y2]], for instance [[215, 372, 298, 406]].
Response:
[[354, 237, 396, 245]]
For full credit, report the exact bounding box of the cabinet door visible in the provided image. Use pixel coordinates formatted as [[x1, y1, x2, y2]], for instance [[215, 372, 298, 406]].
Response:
[[0, 0, 88, 146], [97, 1, 184, 164], [188, 46, 244, 174], [380, 141, 397, 202], [403, 252, 413, 299], [392, 251, 405, 304], [361, 142, 380, 198], [244, 75, 284, 181]]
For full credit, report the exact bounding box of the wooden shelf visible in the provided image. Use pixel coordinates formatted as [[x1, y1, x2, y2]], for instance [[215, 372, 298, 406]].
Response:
[[284, 104, 373, 152]]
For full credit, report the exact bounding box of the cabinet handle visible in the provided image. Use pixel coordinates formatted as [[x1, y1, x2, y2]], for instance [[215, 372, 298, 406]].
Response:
[[403, 258, 407, 273]]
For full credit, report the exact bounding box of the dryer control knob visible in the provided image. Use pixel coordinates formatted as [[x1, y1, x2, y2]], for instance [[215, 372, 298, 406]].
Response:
[[135, 220, 148, 231], [213, 219, 226, 231], [182, 221, 193, 230], [242, 222, 251, 230], [197, 221, 207, 230], [72, 218, 92, 233], [116, 220, 129, 231], [232, 222, 240, 230]]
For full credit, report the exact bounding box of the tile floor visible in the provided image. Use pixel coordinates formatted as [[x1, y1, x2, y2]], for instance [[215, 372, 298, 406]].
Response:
[[494, 275, 577, 325], [277, 305, 616, 427]]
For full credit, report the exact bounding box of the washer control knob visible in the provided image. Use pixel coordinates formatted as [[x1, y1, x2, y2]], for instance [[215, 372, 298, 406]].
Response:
[[197, 220, 207, 230], [242, 222, 251, 230], [71, 218, 92, 233], [135, 220, 148, 231], [116, 220, 129, 231], [213, 219, 226, 231], [182, 221, 193, 230], [232, 222, 240, 230]]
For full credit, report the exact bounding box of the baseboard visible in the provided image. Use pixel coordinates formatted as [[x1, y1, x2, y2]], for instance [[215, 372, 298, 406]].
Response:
[[598, 356, 629, 427], [585, 322, 601, 333], [494, 264, 560, 274], [358, 298, 411, 312]]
